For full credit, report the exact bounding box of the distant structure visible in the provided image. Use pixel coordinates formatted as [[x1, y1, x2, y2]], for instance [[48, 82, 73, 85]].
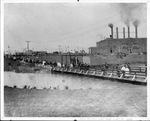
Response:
[[89, 25, 147, 55], [25, 41, 31, 54]]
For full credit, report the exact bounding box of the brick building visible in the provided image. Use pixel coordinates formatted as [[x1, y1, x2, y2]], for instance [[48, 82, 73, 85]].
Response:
[[89, 38, 147, 55]]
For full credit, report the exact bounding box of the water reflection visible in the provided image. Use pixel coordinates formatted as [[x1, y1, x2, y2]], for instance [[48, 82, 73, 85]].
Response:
[[4, 71, 142, 90]]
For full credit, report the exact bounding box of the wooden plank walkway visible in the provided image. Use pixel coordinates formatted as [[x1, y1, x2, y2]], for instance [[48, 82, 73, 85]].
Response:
[[51, 67, 147, 86]]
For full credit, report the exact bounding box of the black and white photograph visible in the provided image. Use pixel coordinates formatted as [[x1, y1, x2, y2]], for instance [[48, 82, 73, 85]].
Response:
[[1, 0, 148, 119]]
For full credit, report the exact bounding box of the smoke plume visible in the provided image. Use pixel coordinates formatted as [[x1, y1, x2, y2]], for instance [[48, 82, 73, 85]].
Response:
[[108, 23, 113, 28], [133, 19, 140, 27], [117, 3, 146, 27]]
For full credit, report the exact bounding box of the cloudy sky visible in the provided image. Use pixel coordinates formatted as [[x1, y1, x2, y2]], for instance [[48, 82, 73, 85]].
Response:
[[4, 2, 147, 53]]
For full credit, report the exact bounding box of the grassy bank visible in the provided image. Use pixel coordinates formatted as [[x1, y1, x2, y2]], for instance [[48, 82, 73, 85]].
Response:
[[4, 85, 146, 117]]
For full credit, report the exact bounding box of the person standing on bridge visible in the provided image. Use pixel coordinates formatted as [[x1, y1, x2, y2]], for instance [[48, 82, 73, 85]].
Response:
[[124, 64, 130, 78], [127, 63, 131, 73], [57, 61, 61, 68], [121, 64, 126, 78], [121, 64, 129, 78], [116, 64, 120, 77], [70, 63, 73, 69]]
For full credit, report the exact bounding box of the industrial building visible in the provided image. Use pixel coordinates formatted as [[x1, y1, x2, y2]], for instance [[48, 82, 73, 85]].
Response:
[[85, 25, 147, 65], [89, 25, 147, 55]]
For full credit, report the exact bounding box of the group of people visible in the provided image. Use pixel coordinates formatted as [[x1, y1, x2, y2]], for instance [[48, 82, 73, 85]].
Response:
[[55, 61, 131, 78], [54, 61, 90, 71], [5, 55, 131, 78], [98, 62, 131, 78], [116, 63, 131, 78]]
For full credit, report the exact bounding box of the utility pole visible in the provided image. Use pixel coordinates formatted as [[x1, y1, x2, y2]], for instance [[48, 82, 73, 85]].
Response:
[[25, 41, 31, 56], [68, 46, 69, 52], [59, 45, 61, 53], [8, 45, 10, 55]]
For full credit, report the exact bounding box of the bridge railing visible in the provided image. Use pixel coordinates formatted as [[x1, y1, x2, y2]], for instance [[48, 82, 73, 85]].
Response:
[[52, 66, 147, 82], [88, 66, 147, 82]]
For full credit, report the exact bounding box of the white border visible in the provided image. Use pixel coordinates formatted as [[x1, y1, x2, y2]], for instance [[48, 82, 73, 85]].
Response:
[[1, 0, 149, 3], [1, 0, 150, 120], [147, 0, 150, 119], [1, 0, 4, 120]]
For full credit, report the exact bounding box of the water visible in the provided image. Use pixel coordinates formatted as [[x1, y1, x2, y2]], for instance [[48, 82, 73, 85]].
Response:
[[4, 71, 143, 90], [4, 72, 147, 117]]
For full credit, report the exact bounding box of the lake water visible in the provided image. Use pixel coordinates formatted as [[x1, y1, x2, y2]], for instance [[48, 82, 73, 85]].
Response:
[[4, 71, 145, 90]]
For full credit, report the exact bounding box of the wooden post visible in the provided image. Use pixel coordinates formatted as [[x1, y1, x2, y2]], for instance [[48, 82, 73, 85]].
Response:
[[132, 75, 136, 80], [140, 67, 141, 72], [66, 55, 67, 66]]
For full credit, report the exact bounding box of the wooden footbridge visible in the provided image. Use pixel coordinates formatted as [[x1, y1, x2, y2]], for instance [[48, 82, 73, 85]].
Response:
[[51, 66, 147, 86]]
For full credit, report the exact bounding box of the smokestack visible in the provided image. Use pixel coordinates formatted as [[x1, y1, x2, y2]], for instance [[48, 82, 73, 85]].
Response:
[[116, 27, 118, 39], [111, 27, 113, 39], [133, 20, 139, 38], [135, 26, 138, 38], [123, 27, 125, 39], [108, 23, 113, 39], [128, 26, 130, 38]]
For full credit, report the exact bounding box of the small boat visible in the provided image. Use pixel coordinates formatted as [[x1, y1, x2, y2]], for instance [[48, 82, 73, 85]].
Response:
[[51, 67, 147, 86]]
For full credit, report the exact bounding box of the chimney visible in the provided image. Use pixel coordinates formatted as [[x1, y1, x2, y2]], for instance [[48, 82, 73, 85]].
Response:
[[111, 27, 113, 39], [123, 27, 125, 39], [116, 27, 118, 39], [108, 23, 113, 39], [135, 26, 138, 38], [128, 26, 130, 38]]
